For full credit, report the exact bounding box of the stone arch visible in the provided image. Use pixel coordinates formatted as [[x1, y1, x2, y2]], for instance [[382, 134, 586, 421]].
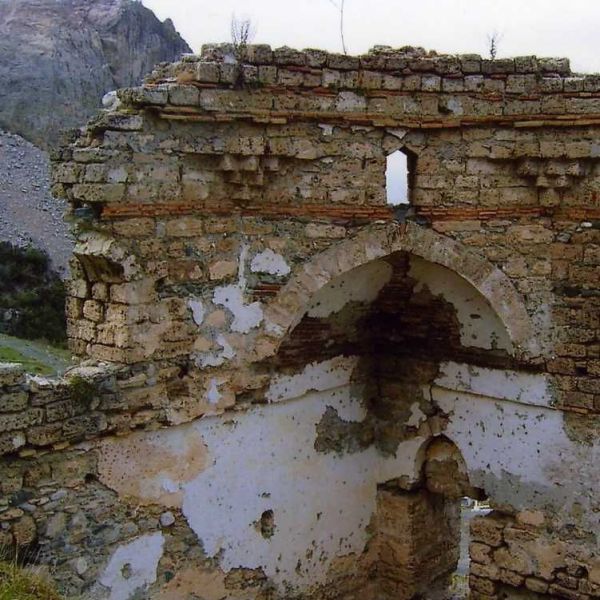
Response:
[[265, 221, 540, 361]]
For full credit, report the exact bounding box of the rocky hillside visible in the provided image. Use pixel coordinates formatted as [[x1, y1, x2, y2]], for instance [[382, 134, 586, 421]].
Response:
[[0, 0, 191, 148], [0, 130, 73, 274]]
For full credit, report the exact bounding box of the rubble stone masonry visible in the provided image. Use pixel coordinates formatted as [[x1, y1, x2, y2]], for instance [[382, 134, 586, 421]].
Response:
[[1, 44, 599, 599]]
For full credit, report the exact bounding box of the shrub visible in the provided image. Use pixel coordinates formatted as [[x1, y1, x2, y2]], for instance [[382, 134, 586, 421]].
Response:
[[0, 242, 66, 345], [0, 561, 62, 600]]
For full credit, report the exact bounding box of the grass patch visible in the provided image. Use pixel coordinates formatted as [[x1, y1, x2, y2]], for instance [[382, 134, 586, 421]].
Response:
[[0, 561, 62, 600], [0, 334, 73, 376], [0, 346, 53, 376]]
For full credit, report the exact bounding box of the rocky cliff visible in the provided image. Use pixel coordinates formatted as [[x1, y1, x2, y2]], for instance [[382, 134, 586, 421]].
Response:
[[0, 0, 191, 148]]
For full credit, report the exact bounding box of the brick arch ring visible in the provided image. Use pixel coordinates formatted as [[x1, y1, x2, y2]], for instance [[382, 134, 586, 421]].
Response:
[[264, 220, 542, 361]]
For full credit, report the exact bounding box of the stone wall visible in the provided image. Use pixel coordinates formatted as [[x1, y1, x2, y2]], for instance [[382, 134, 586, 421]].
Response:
[[0, 43, 599, 599]]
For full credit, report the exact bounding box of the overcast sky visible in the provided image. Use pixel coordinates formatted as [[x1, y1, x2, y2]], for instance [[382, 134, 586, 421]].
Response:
[[143, 0, 600, 74]]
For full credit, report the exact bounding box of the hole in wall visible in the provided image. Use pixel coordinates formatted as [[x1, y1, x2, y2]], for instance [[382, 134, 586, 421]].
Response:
[[451, 496, 491, 598], [258, 509, 275, 539], [385, 148, 415, 207], [121, 562, 133, 579]]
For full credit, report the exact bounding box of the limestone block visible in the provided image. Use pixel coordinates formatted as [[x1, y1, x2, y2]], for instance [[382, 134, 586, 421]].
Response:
[[218, 63, 237, 85], [0, 363, 25, 386], [62, 413, 107, 439], [494, 546, 533, 576], [0, 391, 28, 413], [0, 431, 26, 454], [72, 183, 125, 203], [245, 44, 273, 64], [169, 85, 200, 106], [471, 515, 504, 547], [165, 217, 204, 237], [196, 62, 220, 83], [278, 69, 304, 86], [0, 409, 43, 433], [241, 64, 259, 84], [538, 57, 570, 75], [481, 58, 515, 74], [469, 575, 497, 595], [52, 161, 82, 184], [421, 75, 441, 92], [26, 423, 63, 446], [460, 55, 482, 73], [470, 542, 492, 564], [327, 53, 359, 70], [122, 86, 169, 106], [273, 46, 306, 66], [209, 260, 238, 281], [110, 279, 156, 305], [515, 56, 538, 73], [101, 114, 144, 132], [525, 577, 549, 593], [258, 65, 277, 84], [83, 300, 104, 323]]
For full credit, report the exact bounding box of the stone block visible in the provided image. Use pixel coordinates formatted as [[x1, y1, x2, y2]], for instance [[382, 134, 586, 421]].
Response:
[[471, 515, 504, 547], [110, 279, 156, 305], [0, 363, 25, 386], [273, 46, 306, 66], [169, 85, 200, 106], [327, 53, 359, 70], [0, 409, 43, 433], [0, 391, 28, 413], [481, 58, 515, 73], [0, 431, 26, 454], [196, 62, 220, 83], [258, 66, 277, 84], [27, 423, 63, 446], [245, 44, 273, 64]]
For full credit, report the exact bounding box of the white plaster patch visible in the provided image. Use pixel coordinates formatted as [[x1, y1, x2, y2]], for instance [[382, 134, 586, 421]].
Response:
[[266, 356, 360, 405], [97, 364, 599, 599], [435, 362, 555, 408], [409, 255, 512, 352], [99, 533, 164, 600], [379, 435, 429, 484], [213, 284, 263, 333], [432, 386, 600, 531], [250, 249, 291, 277], [213, 244, 264, 334], [197, 334, 235, 368], [207, 378, 221, 405], [127, 365, 600, 597], [306, 259, 393, 318], [181, 387, 411, 594], [407, 402, 427, 428], [188, 298, 205, 326]]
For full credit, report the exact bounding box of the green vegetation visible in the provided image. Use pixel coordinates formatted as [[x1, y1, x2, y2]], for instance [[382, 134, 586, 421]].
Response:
[[0, 346, 51, 376], [0, 334, 72, 376], [0, 243, 66, 345], [0, 561, 62, 600], [67, 375, 97, 403]]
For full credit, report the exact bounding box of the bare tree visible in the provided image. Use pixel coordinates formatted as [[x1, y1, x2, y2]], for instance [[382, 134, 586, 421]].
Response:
[[487, 30, 503, 60], [231, 14, 256, 61], [326, 0, 348, 55]]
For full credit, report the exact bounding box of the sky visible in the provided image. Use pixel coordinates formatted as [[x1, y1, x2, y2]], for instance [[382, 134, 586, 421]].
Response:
[[143, 0, 600, 74]]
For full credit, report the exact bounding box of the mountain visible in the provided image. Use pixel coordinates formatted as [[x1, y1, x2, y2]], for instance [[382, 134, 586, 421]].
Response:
[[0, 0, 191, 148]]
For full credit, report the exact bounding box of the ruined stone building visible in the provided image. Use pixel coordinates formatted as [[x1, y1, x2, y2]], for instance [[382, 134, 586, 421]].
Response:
[[1, 44, 599, 599]]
